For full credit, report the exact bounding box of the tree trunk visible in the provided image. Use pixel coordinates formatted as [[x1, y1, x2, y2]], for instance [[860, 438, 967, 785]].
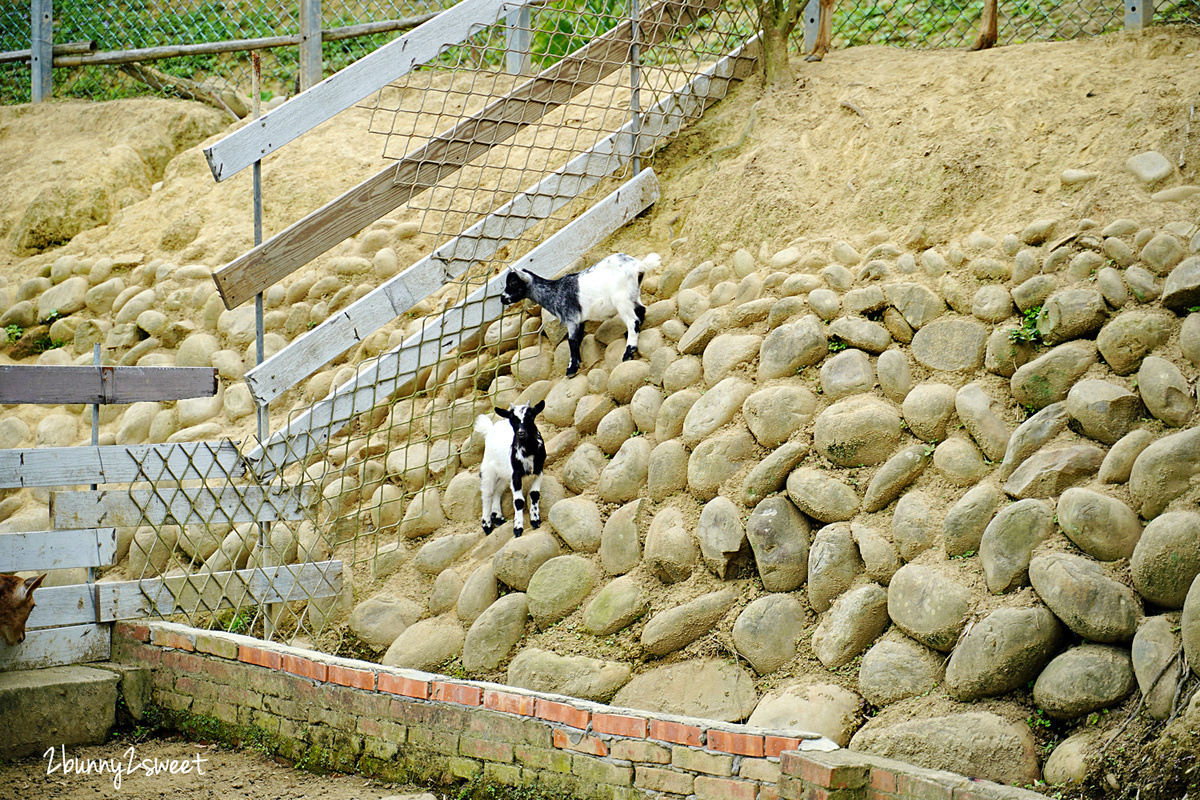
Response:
[[758, 0, 802, 86]]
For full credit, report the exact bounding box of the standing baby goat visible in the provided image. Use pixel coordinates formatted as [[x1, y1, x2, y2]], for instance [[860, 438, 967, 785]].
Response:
[[475, 401, 546, 537], [500, 252, 661, 377]]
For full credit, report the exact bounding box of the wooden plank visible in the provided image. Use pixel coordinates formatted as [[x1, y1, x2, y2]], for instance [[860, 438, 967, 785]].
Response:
[[0, 624, 109, 671], [24, 562, 342, 629], [0, 529, 118, 572], [242, 36, 758, 407], [0, 440, 247, 490], [246, 167, 660, 475], [50, 485, 316, 530], [0, 365, 217, 405], [211, 0, 722, 310], [204, 0, 517, 181]]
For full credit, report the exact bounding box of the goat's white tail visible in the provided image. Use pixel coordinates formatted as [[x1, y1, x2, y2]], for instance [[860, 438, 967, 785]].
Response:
[[473, 414, 493, 437], [639, 252, 662, 274]]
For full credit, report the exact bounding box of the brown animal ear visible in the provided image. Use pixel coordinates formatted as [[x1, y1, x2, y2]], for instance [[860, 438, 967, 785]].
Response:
[[23, 574, 46, 598]]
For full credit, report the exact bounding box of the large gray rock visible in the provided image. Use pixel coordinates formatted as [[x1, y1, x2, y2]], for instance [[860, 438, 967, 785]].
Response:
[[461, 592, 529, 673], [702, 332, 761, 385], [1002, 444, 1105, 499], [647, 439, 689, 501], [887, 563, 971, 652], [980, 498, 1055, 593], [862, 446, 929, 514], [743, 385, 820, 448], [1029, 553, 1141, 643], [828, 316, 891, 354], [654, 389, 700, 441], [942, 482, 1002, 557], [696, 496, 749, 579], [1044, 729, 1101, 787], [456, 564, 498, 624], [1132, 616, 1183, 720], [348, 593, 422, 649], [1096, 310, 1175, 375], [1011, 342, 1097, 410], [820, 348, 875, 399], [1033, 644, 1136, 720], [786, 468, 860, 523], [813, 396, 903, 467], [853, 523, 902, 585], [1056, 488, 1142, 561], [644, 507, 697, 583], [492, 532, 562, 592], [732, 593, 805, 674], [681, 377, 754, 447], [413, 532, 480, 576], [857, 637, 944, 707], [910, 317, 988, 372], [885, 282, 946, 329], [749, 683, 862, 747], [1130, 512, 1200, 608], [641, 589, 737, 656], [687, 427, 756, 500], [945, 605, 1064, 701], [758, 315, 828, 380], [811, 583, 890, 669], [1137, 356, 1194, 428], [1129, 427, 1200, 519], [999, 402, 1070, 480], [746, 496, 811, 591], [526, 555, 596, 628], [507, 647, 631, 703], [890, 491, 936, 561], [382, 617, 465, 671], [1162, 255, 1200, 313], [901, 382, 957, 443], [742, 440, 810, 506], [1036, 287, 1107, 344], [612, 659, 758, 722], [600, 500, 641, 575], [1182, 576, 1200, 689], [1099, 428, 1156, 484], [850, 712, 1040, 786], [582, 575, 648, 635], [808, 523, 863, 613], [1066, 380, 1145, 445], [955, 383, 1009, 461], [598, 437, 652, 504]]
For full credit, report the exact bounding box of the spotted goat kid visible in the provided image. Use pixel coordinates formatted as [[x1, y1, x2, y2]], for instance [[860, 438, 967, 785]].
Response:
[[474, 401, 546, 537], [500, 252, 660, 377]]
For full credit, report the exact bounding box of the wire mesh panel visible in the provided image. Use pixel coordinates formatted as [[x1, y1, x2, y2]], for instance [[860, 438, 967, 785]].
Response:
[[122, 438, 343, 643]]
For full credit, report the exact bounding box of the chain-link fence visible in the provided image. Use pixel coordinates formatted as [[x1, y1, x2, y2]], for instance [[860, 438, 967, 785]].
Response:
[[4, 1, 1199, 106]]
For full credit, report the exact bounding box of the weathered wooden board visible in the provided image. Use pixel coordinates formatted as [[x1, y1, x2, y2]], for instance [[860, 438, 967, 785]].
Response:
[[0, 528, 117, 572], [24, 561, 342, 629], [211, 0, 722, 310], [203, 0, 517, 181], [0, 440, 246, 490], [246, 168, 660, 474], [0, 624, 109, 671], [241, 34, 757, 407], [0, 365, 217, 405], [50, 484, 316, 530]]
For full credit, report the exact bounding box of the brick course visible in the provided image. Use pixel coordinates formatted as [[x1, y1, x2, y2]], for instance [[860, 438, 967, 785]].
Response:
[[116, 622, 1043, 800]]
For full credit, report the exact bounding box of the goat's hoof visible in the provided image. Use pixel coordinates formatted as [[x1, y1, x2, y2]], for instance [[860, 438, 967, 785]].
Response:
[[565, 365, 580, 377], [531, 519, 541, 530], [513, 529, 523, 538], [622, 347, 639, 362], [804, 53, 824, 63], [490, 514, 506, 528]]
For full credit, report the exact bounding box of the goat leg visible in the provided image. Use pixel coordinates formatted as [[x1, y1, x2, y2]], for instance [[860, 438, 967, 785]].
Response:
[[565, 324, 585, 377], [511, 470, 526, 537], [529, 473, 543, 529]]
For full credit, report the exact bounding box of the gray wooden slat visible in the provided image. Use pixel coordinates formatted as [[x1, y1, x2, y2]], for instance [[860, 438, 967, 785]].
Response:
[[24, 561, 342, 629], [50, 485, 316, 530], [0, 624, 109, 671], [203, 0, 518, 181], [0, 365, 217, 405], [246, 167, 660, 475], [0, 529, 118, 572], [211, 0, 721, 310], [0, 440, 247, 489], [241, 34, 756, 408]]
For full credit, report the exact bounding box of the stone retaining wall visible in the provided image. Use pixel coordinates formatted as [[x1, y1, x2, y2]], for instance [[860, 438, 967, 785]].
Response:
[[114, 622, 1045, 800]]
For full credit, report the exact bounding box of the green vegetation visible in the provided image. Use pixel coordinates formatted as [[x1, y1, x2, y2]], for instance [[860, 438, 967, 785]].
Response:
[[5, 324, 22, 343], [1008, 305, 1042, 345]]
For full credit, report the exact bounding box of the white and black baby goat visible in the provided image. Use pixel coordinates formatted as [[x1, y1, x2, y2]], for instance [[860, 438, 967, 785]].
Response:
[[500, 252, 661, 377], [474, 401, 546, 537]]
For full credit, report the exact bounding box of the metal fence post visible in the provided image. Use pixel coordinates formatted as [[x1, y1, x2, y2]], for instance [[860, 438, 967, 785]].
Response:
[[299, 0, 323, 92], [1124, 0, 1153, 30], [630, 0, 642, 175], [30, 0, 53, 101], [505, 4, 531, 76], [803, 0, 820, 55]]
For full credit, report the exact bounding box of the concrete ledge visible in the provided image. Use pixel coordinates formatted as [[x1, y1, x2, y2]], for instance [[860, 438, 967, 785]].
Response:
[[0, 665, 119, 759]]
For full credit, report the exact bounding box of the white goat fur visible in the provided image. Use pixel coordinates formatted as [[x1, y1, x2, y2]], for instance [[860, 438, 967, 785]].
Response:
[[474, 407, 543, 535]]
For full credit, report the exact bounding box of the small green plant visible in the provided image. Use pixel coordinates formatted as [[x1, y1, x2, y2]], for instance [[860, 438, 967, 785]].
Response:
[[5, 324, 22, 343], [222, 609, 253, 634], [1009, 306, 1042, 345], [828, 339, 847, 352]]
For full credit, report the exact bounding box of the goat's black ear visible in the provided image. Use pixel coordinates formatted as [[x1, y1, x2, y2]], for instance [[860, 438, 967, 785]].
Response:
[[530, 400, 545, 416], [495, 407, 513, 421]]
